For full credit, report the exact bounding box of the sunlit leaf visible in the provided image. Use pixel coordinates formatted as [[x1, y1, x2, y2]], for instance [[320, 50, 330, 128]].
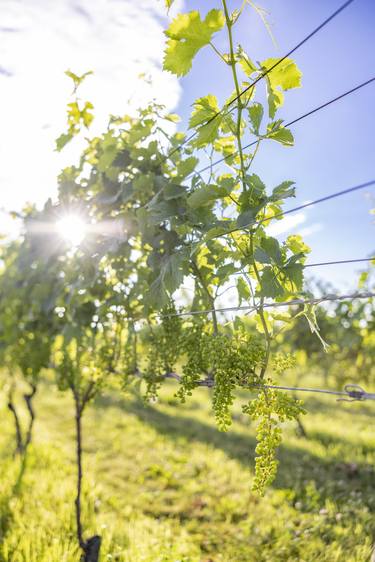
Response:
[[164, 10, 225, 76]]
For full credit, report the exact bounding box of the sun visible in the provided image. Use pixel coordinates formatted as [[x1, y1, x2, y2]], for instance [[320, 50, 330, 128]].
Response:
[[56, 215, 87, 247]]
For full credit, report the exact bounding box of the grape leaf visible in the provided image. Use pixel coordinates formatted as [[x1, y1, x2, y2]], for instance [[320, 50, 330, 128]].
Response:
[[187, 184, 227, 209], [254, 248, 272, 264], [261, 237, 282, 265], [270, 181, 295, 201], [164, 10, 225, 77], [189, 94, 221, 147], [282, 262, 304, 291], [65, 69, 93, 92], [261, 57, 302, 117], [237, 209, 256, 228], [300, 304, 329, 351], [259, 267, 284, 298], [261, 57, 302, 91], [267, 121, 294, 146], [285, 235, 310, 256], [248, 102, 264, 134], [237, 277, 251, 304], [237, 47, 257, 76], [176, 156, 199, 179]]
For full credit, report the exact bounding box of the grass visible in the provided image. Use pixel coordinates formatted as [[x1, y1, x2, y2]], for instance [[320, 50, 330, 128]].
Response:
[[0, 373, 374, 561]]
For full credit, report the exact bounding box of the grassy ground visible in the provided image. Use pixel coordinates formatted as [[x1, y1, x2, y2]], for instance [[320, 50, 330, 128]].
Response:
[[0, 374, 374, 562]]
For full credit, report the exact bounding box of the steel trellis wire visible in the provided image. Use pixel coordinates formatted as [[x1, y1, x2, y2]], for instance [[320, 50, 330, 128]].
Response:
[[161, 291, 375, 319], [207, 179, 375, 240], [194, 76, 375, 177]]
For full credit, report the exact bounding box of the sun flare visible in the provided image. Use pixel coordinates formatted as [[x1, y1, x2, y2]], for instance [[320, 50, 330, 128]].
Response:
[[56, 215, 87, 247]]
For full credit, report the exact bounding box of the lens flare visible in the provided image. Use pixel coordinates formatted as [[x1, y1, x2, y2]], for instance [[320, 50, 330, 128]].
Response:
[[56, 215, 86, 247]]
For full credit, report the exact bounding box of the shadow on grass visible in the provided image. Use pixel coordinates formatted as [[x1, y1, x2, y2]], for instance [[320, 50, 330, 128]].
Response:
[[0, 450, 29, 558], [95, 391, 375, 508]]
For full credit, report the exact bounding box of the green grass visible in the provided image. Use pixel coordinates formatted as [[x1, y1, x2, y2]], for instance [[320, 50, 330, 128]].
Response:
[[0, 374, 374, 561]]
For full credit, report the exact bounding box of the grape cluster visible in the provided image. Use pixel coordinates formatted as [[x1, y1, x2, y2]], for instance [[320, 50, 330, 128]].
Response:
[[243, 387, 305, 494], [177, 322, 265, 430], [144, 311, 183, 400]]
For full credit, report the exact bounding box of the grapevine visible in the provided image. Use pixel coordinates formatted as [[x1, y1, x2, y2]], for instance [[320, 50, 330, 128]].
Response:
[[0, 1, 371, 560]]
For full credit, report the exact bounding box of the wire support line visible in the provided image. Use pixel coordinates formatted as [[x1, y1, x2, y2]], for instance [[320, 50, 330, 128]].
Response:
[[161, 291, 375, 319], [228, 257, 375, 276], [135, 370, 375, 402], [208, 179, 375, 240], [302, 257, 375, 268], [259, 383, 375, 402], [194, 75, 375, 176], [164, 0, 355, 162]]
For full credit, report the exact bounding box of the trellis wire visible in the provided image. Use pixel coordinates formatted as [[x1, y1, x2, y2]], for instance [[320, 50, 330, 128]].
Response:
[[164, 0, 355, 161], [228, 257, 375, 277], [150, 372, 375, 402], [208, 179, 375, 240], [193, 75, 375, 177], [161, 291, 375, 319], [299, 257, 375, 268]]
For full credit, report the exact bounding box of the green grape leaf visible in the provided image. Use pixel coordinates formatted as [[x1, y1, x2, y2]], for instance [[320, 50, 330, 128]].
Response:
[[261, 237, 282, 265], [214, 136, 236, 159], [164, 10, 225, 77], [261, 57, 301, 117], [176, 156, 199, 179], [187, 184, 227, 209], [270, 181, 295, 201], [237, 209, 256, 228], [259, 267, 284, 298], [81, 101, 94, 127], [254, 247, 272, 264], [149, 252, 187, 305], [300, 304, 329, 351], [237, 47, 257, 76], [189, 95, 217, 126], [358, 270, 369, 288], [261, 57, 302, 90], [189, 94, 221, 147], [285, 234, 310, 256], [163, 183, 187, 200], [56, 133, 73, 152], [164, 113, 180, 123], [237, 277, 251, 304], [245, 173, 266, 194], [265, 77, 284, 118], [282, 262, 304, 291], [248, 102, 264, 134], [65, 69, 93, 92], [267, 121, 294, 146]]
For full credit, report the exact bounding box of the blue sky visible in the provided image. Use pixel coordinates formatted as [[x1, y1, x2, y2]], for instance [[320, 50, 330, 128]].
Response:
[[0, 0, 373, 289], [174, 0, 375, 289]]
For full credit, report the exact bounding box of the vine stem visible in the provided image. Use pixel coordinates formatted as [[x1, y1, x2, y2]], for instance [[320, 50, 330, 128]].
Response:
[[23, 383, 37, 452], [191, 259, 218, 335], [250, 234, 272, 379], [73, 391, 85, 550], [222, 0, 247, 191], [7, 385, 23, 455], [72, 383, 101, 562], [221, 0, 272, 382]]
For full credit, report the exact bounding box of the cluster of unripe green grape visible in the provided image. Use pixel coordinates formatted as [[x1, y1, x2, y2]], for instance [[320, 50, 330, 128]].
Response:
[[179, 325, 266, 430], [144, 311, 183, 399], [141, 316, 305, 493], [243, 388, 305, 494]]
